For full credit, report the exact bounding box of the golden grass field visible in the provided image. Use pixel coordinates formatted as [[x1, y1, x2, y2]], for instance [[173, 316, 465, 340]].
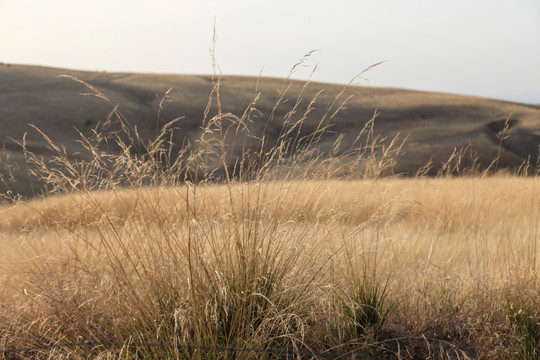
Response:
[[0, 176, 538, 359], [0, 60, 539, 359]]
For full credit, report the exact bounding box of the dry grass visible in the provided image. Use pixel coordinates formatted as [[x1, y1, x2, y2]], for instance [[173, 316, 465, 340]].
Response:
[[0, 177, 539, 359], [0, 57, 539, 359]]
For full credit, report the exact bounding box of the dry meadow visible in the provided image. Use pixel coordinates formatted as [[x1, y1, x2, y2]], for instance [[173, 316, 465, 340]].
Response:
[[0, 63, 539, 359]]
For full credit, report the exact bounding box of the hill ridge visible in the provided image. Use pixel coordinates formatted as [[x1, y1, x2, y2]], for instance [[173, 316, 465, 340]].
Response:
[[1, 64, 539, 196]]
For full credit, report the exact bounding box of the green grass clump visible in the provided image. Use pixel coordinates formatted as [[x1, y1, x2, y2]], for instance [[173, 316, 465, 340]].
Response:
[[506, 294, 540, 360]]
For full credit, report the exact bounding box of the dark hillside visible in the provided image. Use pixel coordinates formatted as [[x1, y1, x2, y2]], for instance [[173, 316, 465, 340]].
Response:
[[1, 64, 539, 196]]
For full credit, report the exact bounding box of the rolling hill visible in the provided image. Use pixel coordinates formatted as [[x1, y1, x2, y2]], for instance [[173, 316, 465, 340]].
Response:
[[1, 63, 539, 197]]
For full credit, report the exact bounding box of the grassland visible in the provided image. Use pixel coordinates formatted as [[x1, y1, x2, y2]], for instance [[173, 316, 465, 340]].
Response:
[[0, 62, 539, 359], [0, 177, 538, 359]]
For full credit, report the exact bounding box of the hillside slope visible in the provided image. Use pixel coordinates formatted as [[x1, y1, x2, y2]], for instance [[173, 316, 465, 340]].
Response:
[[1, 64, 539, 196]]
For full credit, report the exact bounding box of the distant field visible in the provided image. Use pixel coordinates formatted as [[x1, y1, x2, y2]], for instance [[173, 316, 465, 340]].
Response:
[[1, 63, 539, 197]]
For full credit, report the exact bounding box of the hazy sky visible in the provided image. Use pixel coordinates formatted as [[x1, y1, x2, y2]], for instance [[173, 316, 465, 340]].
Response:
[[2, 0, 539, 103]]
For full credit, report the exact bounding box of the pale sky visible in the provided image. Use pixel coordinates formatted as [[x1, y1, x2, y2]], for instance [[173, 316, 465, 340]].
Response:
[[2, 0, 539, 103]]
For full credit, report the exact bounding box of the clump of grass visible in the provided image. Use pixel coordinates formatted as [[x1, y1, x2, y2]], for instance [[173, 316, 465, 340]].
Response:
[[348, 276, 395, 336], [505, 293, 540, 360]]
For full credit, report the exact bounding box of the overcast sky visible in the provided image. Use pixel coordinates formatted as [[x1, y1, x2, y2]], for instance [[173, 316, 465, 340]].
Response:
[[2, 0, 539, 103]]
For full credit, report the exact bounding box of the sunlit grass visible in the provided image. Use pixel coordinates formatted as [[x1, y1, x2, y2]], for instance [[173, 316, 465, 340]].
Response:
[[1, 177, 538, 359]]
